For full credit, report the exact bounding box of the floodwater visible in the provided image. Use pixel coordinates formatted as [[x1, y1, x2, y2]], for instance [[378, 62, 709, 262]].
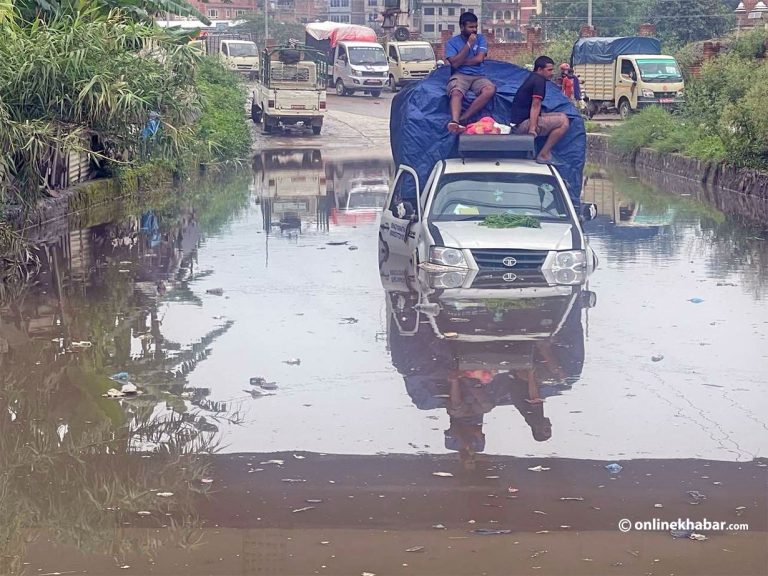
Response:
[[1, 153, 766, 575]]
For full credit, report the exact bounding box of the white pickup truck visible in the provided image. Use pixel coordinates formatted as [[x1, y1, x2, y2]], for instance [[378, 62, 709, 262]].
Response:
[[379, 135, 598, 289], [251, 45, 327, 135]]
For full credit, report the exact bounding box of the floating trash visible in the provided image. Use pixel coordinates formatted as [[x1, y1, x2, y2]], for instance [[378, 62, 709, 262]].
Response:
[[528, 466, 551, 472], [405, 546, 424, 553], [690, 533, 708, 541], [155, 492, 174, 498], [71, 341, 93, 349], [605, 463, 623, 474], [206, 288, 224, 296], [687, 297, 705, 304], [292, 506, 316, 513], [281, 478, 306, 483], [432, 472, 454, 477], [249, 377, 266, 386], [284, 358, 302, 366], [261, 459, 284, 465], [432, 524, 446, 530], [651, 354, 664, 362], [471, 528, 512, 535], [111, 372, 130, 381]]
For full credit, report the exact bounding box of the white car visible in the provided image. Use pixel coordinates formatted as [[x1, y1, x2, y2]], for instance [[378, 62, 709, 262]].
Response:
[[379, 135, 598, 290]]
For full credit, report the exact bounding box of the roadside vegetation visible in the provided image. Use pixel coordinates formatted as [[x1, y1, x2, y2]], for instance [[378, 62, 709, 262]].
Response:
[[611, 28, 768, 170], [0, 2, 251, 211]]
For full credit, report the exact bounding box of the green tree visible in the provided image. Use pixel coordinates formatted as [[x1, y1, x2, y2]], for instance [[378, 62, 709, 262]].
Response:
[[640, 0, 733, 45], [234, 12, 307, 47], [538, 0, 644, 39]]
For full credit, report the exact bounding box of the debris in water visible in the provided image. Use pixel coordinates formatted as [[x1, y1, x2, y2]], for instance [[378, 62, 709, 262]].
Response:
[[687, 490, 707, 503], [261, 459, 284, 465], [687, 297, 705, 304], [111, 372, 130, 381], [243, 389, 274, 398], [605, 463, 623, 474], [432, 472, 454, 477], [200, 478, 214, 484], [533, 510, 548, 515], [651, 354, 664, 362], [432, 524, 446, 530], [261, 382, 279, 390], [284, 358, 301, 365], [654, 503, 664, 508], [104, 388, 125, 398], [137, 511, 151, 516], [306, 499, 323, 504], [348, 245, 359, 251], [559, 497, 584, 501], [121, 383, 139, 395], [206, 288, 224, 296], [528, 466, 551, 472], [471, 528, 512, 535], [250, 377, 267, 386], [405, 546, 425, 553], [292, 506, 316, 513], [293, 454, 306, 459], [281, 478, 306, 483], [155, 492, 174, 498], [690, 533, 708, 541], [443, 332, 459, 338], [71, 341, 92, 349], [326, 241, 348, 246], [485, 475, 500, 479], [507, 486, 519, 494], [340, 317, 359, 324]]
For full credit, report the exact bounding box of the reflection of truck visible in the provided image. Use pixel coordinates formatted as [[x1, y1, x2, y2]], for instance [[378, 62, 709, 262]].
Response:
[[203, 33, 259, 79], [384, 40, 436, 92], [251, 45, 327, 135], [253, 149, 328, 232], [571, 36, 685, 119], [305, 22, 388, 98]]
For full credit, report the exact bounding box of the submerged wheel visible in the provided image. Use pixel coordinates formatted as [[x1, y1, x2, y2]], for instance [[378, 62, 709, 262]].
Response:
[[262, 114, 273, 134], [388, 75, 399, 93], [312, 125, 322, 135], [370, 90, 382, 98], [335, 79, 346, 96]]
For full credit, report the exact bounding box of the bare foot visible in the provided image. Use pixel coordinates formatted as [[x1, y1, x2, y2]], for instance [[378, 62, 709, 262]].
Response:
[[525, 397, 545, 404], [447, 121, 465, 134]]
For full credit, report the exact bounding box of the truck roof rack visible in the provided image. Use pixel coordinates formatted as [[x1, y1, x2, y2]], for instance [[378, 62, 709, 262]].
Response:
[[457, 134, 536, 159]]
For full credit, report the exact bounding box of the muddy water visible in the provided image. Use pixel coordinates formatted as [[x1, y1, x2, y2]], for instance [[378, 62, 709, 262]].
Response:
[[1, 157, 766, 575]]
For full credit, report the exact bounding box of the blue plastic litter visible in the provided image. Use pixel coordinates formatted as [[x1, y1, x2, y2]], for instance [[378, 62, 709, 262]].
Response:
[[605, 463, 623, 474], [110, 372, 130, 381], [390, 61, 586, 208], [687, 297, 705, 304]]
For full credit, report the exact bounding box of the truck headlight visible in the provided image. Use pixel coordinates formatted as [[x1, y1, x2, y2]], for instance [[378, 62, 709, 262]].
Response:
[[543, 250, 588, 285], [353, 69, 362, 76], [404, 70, 410, 76], [641, 89, 654, 98], [429, 270, 467, 288], [429, 246, 467, 268]]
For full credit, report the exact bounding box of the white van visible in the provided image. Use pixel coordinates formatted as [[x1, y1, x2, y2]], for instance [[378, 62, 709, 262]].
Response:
[[332, 41, 389, 98]]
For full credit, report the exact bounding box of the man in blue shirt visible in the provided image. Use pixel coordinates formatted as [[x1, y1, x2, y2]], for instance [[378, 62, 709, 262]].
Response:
[[444, 12, 496, 133]]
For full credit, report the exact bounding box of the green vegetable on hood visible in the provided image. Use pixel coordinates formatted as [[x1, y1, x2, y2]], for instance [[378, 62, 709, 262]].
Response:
[[478, 214, 541, 229]]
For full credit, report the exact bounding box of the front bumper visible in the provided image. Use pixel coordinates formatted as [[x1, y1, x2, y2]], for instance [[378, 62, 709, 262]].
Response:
[[350, 78, 386, 87], [637, 97, 685, 111]]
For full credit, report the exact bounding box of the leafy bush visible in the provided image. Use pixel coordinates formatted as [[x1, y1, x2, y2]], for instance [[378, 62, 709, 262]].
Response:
[[611, 107, 679, 155], [194, 58, 251, 162], [730, 28, 768, 59]]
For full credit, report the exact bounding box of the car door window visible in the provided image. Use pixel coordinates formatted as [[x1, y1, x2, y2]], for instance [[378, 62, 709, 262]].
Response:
[[389, 171, 418, 220], [389, 46, 398, 61], [620, 59, 636, 81], [338, 47, 347, 62]]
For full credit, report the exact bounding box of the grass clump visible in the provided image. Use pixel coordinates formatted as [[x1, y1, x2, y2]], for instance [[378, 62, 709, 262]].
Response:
[[479, 214, 542, 229]]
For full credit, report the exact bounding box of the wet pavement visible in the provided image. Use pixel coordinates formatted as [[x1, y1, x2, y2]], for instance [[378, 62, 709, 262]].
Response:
[[2, 112, 768, 575]]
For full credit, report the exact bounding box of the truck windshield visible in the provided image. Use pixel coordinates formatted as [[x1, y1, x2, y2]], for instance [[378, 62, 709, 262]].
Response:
[[429, 173, 569, 221], [636, 59, 682, 82], [228, 43, 257, 57], [399, 45, 435, 62], [349, 47, 387, 65], [347, 190, 388, 209]]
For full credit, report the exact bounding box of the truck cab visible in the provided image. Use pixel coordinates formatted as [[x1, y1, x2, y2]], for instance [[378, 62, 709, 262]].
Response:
[[221, 39, 259, 79], [251, 45, 327, 135], [571, 37, 684, 119], [384, 41, 437, 92], [333, 41, 389, 98], [378, 135, 598, 289]]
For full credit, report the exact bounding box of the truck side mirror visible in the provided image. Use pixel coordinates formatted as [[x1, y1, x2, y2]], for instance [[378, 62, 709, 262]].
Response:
[[581, 202, 597, 222]]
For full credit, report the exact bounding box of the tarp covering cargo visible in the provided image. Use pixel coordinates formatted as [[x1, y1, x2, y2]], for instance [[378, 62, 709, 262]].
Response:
[[390, 61, 586, 207], [305, 22, 377, 46], [571, 36, 661, 65]]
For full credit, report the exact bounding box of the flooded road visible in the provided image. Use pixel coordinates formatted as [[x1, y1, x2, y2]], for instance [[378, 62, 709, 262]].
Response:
[[1, 151, 767, 575]]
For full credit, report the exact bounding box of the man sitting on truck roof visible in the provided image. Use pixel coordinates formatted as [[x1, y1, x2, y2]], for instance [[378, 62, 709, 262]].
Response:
[[509, 55, 570, 165], [444, 12, 496, 134]]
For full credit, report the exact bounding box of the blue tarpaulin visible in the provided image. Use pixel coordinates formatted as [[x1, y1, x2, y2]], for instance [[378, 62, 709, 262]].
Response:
[[390, 60, 586, 208], [570, 36, 661, 65]]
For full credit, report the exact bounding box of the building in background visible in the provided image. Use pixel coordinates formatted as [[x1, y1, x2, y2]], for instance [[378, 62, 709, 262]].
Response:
[[484, 0, 538, 41], [414, 0, 482, 41], [185, 0, 259, 20]]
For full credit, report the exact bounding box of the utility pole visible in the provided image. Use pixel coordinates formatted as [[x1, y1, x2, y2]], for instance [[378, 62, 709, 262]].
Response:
[[587, 0, 592, 26], [265, 0, 269, 46]]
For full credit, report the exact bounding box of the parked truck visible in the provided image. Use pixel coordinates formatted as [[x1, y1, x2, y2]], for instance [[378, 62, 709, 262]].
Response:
[[203, 33, 259, 79], [570, 36, 685, 119], [384, 39, 437, 92], [305, 22, 389, 98], [251, 44, 327, 135]]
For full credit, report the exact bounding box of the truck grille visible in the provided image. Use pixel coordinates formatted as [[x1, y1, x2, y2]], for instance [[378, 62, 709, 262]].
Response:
[[470, 249, 548, 270], [654, 91, 677, 98], [361, 71, 384, 77], [471, 271, 549, 289], [410, 71, 430, 78]]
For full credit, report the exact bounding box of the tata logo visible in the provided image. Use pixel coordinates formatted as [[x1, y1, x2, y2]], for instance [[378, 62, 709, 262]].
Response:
[[502, 272, 517, 282], [502, 257, 517, 267]]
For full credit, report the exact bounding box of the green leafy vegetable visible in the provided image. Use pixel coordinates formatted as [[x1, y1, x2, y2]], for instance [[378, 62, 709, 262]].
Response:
[[478, 214, 541, 229]]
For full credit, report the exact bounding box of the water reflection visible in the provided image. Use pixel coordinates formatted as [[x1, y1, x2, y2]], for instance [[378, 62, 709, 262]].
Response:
[[381, 253, 595, 469], [253, 149, 393, 237]]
